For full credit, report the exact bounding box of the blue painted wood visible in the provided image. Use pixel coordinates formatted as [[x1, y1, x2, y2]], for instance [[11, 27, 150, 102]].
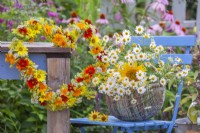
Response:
[[80, 127, 86, 133], [131, 36, 196, 46], [160, 54, 192, 64], [0, 53, 47, 80], [70, 116, 172, 129]]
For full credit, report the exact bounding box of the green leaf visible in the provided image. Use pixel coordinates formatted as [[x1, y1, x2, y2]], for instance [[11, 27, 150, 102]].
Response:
[[180, 96, 192, 105], [26, 117, 37, 122], [163, 105, 174, 112]]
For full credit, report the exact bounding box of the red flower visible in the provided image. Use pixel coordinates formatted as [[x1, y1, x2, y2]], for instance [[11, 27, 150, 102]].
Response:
[[68, 84, 74, 92], [27, 78, 38, 89], [84, 65, 96, 76], [76, 77, 84, 83], [40, 101, 47, 106], [18, 27, 28, 35], [61, 95, 68, 103], [83, 28, 93, 39], [16, 58, 29, 70]]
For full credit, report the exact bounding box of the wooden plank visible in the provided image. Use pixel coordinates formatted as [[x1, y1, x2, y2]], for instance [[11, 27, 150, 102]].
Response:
[[0, 53, 46, 79], [172, 0, 186, 23], [131, 36, 196, 46], [0, 42, 71, 53], [47, 57, 70, 133]]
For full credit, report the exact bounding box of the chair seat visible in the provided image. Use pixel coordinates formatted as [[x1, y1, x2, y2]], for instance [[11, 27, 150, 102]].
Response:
[[70, 116, 172, 131]]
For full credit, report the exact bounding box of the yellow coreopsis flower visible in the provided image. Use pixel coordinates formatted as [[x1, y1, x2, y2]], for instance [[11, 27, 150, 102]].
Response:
[[99, 114, 108, 122], [67, 97, 76, 107], [34, 70, 46, 82], [15, 42, 28, 56], [90, 36, 100, 46], [88, 111, 100, 121]]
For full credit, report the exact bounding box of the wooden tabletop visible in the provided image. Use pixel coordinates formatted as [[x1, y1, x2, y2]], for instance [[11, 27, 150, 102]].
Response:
[[0, 42, 71, 53]]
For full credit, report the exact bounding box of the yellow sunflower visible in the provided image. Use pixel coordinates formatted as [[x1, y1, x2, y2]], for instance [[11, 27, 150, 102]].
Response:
[[90, 36, 100, 46], [15, 42, 28, 56], [119, 62, 146, 81], [99, 114, 108, 122], [34, 70, 46, 82], [88, 111, 100, 121]]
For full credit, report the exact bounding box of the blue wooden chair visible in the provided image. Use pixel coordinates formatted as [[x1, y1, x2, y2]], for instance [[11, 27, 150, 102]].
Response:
[[70, 36, 196, 133]]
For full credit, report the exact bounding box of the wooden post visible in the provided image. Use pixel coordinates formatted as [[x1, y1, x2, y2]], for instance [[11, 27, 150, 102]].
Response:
[[47, 55, 71, 133], [0, 42, 71, 133]]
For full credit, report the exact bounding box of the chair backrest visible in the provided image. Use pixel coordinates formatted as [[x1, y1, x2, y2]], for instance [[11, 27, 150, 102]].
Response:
[[130, 35, 196, 123]]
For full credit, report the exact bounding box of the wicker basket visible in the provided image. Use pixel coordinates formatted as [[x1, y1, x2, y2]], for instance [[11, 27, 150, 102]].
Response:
[[106, 83, 165, 121]]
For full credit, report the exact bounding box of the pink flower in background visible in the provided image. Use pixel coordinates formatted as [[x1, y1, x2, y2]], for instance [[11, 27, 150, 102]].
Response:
[[47, 11, 58, 18], [7, 20, 13, 31], [162, 10, 174, 22], [64, 11, 80, 24], [147, 27, 156, 35], [0, 4, 8, 12], [14, 0, 23, 9], [115, 12, 122, 22], [170, 20, 181, 32], [151, 24, 163, 33], [175, 27, 186, 36], [158, 0, 169, 5], [147, 22, 165, 35], [121, 0, 134, 3], [0, 18, 4, 24], [96, 13, 109, 25], [150, 1, 166, 12]]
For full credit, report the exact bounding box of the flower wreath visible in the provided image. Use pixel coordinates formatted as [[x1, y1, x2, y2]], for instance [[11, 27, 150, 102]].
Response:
[[5, 18, 107, 111]]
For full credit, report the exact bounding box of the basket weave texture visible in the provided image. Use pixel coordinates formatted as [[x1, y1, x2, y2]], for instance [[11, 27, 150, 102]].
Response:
[[106, 83, 165, 121]]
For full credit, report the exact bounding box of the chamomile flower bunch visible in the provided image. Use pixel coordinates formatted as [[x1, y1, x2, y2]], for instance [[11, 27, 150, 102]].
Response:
[[96, 26, 190, 101]]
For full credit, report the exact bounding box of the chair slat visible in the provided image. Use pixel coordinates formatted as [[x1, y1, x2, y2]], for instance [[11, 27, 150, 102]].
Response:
[[131, 36, 196, 46], [160, 54, 192, 64]]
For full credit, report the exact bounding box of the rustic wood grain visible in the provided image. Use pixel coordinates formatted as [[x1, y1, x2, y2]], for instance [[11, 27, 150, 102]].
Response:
[[0, 42, 71, 53], [47, 57, 70, 133]]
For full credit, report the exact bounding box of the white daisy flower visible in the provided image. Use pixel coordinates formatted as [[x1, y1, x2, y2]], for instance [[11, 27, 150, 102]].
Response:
[[137, 86, 146, 94], [126, 36, 131, 43], [113, 95, 120, 101], [98, 84, 105, 93], [122, 37, 128, 44], [126, 89, 131, 95], [102, 56, 109, 63], [150, 41, 156, 49], [131, 98, 137, 104], [103, 35, 109, 42], [157, 45, 164, 51], [115, 48, 121, 54], [110, 59, 117, 65], [135, 25, 144, 34], [112, 55, 118, 60], [107, 91, 114, 96], [185, 65, 191, 70], [128, 54, 135, 61], [117, 88, 125, 96], [122, 81, 129, 88], [182, 69, 188, 76], [143, 33, 150, 38], [107, 79, 115, 88], [154, 47, 160, 54], [160, 78, 166, 86], [138, 53, 146, 60], [103, 86, 111, 94], [133, 47, 141, 54], [130, 80, 138, 89], [144, 62, 151, 67], [123, 30, 130, 37], [115, 37, 121, 44], [113, 33, 120, 38], [92, 77, 100, 85], [149, 75, 157, 82], [136, 70, 146, 80], [109, 50, 117, 57], [175, 57, 182, 63], [158, 60, 165, 67], [176, 72, 182, 79], [107, 69, 114, 74], [168, 57, 174, 62]]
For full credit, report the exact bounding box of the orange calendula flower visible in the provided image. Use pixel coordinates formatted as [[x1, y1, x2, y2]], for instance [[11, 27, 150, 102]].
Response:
[[90, 45, 102, 55], [84, 65, 96, 76], [76, 22, 86, 30], [43, 24, 52, 35], [73, 89, 81, 97], [25, 67, 35, 76], [39, 82, 47, 93], [5, 53, 15, 65], [52, 33, 64, 45], [55, 97, 63, 106], [61, 88, 68, 96], [45, 92, 53, 101]]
